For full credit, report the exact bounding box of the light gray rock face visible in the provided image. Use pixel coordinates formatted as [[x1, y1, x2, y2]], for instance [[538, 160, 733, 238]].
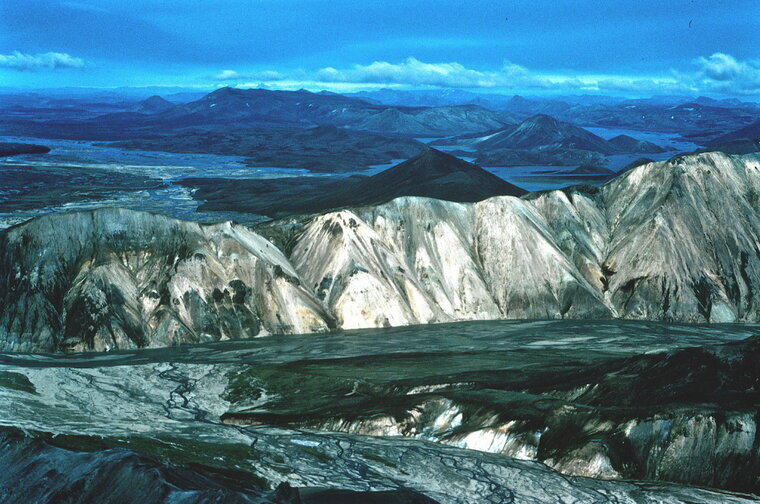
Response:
[[1, 152, 759, 351], [288, 151, 760, 328], [602, 152, 760, 322], [0, 209, 330, 352]]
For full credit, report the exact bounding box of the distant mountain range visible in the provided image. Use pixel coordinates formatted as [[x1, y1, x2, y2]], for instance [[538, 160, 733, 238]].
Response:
[[436, 114, 664, 154], [345, 88, 760, 110], [2, 87, 515, 140], [434, 114, 666, 166]]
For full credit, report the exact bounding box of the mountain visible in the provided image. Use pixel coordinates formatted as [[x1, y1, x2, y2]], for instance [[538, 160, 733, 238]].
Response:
[[479, 114, 618, 153], [435, 114, 619, 155], [607, 134, 666, 153], [2, 151, 759, 352], [178, 148, 527, 218], [709, 118, 760, 145], [131, 95, 175, 114]]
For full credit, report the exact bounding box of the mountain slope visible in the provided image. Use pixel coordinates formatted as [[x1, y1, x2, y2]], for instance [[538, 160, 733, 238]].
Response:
[[434, 114, 620, 155], [2, 151, 760, 351], [0, 209, 331, 352], [709, 118, 760, 145], [608, 134, 666, 153]]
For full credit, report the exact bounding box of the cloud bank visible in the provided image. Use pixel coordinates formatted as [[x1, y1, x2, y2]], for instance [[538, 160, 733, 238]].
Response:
[[213, 54, 760, 97], [0, 51, 86, 71], [692, 53, 760, 94]]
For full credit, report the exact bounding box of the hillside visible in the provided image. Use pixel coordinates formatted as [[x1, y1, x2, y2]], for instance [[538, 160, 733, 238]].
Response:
[[2, 151, 759, 351]]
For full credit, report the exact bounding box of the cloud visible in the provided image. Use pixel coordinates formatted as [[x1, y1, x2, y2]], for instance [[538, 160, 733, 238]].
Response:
[[0, 51, 86, 71], [213, 69, 242, 80], [691, 53, 760, 94], [312, 57, 579, 89], [213, 54, 760, 97], [212, 69, 284, 82]]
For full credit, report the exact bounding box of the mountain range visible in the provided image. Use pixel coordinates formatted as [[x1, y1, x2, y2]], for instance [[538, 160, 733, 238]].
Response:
[[436, 114, 664, 155], [435, 114, 667, 167], [1, 87, 516, 141], [2, 150, 758, 352]]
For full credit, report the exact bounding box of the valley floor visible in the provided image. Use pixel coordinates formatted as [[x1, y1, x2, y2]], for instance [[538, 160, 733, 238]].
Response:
[[1, 319, 757, 503]]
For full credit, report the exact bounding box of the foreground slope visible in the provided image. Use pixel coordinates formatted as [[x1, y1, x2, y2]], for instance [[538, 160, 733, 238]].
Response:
[[0, 322, 757, 502], [1, 151, 759, 351], [0, 209, 330, 352], [221, 331, 760, 493]]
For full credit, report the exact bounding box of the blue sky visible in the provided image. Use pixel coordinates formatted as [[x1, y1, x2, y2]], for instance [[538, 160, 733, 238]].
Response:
[[1, 0, 759, 97]]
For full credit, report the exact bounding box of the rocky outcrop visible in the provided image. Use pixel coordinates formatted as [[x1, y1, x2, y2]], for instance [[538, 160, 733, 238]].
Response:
[[1, 151, 759, 351]]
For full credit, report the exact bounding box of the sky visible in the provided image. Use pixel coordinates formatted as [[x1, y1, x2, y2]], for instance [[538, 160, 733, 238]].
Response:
[[0, 0, 759, 98]]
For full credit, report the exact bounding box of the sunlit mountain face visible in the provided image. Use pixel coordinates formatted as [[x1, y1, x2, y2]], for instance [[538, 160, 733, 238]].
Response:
[[0, 2, 759, 503]]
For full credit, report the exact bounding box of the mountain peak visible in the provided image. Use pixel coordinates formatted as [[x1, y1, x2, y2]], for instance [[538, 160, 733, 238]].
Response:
[[523, 113, 562, 127], [133, 95, 174, 114], [368, 147, 526, 200], [399, 147, 478, 174]]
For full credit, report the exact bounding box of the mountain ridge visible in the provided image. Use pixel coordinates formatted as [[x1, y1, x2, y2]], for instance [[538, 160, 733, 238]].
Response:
[[1, 151, 759, 352]]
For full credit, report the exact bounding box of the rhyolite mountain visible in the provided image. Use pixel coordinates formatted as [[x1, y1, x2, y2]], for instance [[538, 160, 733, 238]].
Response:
[[1, 151, 759, 352], [179, 148, 527, 218]]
